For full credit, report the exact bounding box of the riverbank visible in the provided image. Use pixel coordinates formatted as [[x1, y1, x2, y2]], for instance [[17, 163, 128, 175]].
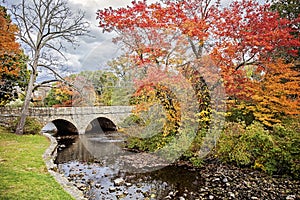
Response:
[[0, 127, 73, 200]]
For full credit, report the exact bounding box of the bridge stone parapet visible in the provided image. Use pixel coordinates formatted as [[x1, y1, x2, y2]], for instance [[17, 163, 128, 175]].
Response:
[[0, 106, 133, 134]]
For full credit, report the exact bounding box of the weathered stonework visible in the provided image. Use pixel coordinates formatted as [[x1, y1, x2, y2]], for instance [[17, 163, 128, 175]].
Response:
[[0, 106, 133, 134]]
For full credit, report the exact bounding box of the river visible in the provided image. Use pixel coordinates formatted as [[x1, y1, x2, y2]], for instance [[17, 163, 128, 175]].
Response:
[[55, 132, 201, 200], [54, 132, 300, 200]]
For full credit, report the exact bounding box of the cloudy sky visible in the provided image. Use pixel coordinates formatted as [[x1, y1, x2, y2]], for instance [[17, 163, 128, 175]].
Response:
[[64, 0, 146, 73]]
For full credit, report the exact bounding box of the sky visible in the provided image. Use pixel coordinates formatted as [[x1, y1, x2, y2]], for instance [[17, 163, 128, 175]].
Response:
[[64, 0, 145, 73]]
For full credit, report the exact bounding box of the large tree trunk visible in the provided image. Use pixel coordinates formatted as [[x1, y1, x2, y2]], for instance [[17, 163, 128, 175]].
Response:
[[15, 60, 38, 134]]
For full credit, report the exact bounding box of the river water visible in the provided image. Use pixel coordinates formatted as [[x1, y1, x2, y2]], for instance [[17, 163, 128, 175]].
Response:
[[55, 132, 201, 200]]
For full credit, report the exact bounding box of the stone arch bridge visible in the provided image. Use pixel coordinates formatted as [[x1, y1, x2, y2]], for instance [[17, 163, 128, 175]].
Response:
[[0, 106, 133, 135]]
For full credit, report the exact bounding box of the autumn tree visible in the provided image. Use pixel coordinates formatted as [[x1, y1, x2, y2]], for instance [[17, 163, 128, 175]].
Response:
[[44, 77, 75, 107], [211, 0, 300, 126], [0, 5, 28, 105], [96, 0, 300, 160], [246, 60, 300, 126], [44, 71, 119, 107], [97, 0, 221, 133], [97, 0, 299, 125], [10, 0, 89, 134]]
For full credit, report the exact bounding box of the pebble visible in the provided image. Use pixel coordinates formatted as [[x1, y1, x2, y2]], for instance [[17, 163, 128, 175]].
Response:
[[213, 178, 220, 182], [228, 192, 235, 198], [286, 195, 296, 200], [57, 156, 300, 200], [113, 178, 125, 186], [125, 182, 132, 187], [76, 183, 86, 191], [223, 177, 228, 183], [108, 187, 116, 192]]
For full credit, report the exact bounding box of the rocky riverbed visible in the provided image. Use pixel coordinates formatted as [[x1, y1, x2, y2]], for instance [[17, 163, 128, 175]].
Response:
[[57, 159, 299, 200], [55, 133, 299, 200]]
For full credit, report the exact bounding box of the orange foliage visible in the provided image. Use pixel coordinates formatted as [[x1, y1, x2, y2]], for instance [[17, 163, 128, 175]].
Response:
[[0, 6, 22, 78], [246, 60, 300, 126]]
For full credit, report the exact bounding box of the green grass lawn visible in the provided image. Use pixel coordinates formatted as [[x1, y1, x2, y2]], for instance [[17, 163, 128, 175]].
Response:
[[0, 127, 74, 200]]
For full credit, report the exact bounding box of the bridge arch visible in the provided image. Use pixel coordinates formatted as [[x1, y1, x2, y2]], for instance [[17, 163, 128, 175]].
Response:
[[51, 119, 78, 135], [85, 117, 117, 133]]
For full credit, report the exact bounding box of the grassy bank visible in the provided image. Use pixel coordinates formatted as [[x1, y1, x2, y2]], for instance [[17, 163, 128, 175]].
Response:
[[0, 127, 73, 200]]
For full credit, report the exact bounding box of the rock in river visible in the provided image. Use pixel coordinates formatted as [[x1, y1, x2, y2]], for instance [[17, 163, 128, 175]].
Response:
[[114, 178, 125, 186]]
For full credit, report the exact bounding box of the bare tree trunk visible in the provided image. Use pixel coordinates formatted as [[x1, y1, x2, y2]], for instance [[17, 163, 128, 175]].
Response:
[[11, 0, 89, 134], [15, 58, 38, 134], [15, 70, 35, 134]]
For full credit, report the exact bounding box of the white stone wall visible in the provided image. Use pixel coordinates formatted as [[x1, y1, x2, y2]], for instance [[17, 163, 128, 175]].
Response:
[[0, 106, 133, 134]]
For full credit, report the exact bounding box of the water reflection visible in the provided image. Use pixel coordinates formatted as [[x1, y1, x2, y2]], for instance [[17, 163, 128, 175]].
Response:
[[55, 132, 201, 200], [55, 135, 95, 163], [55, 132, 131, 164]]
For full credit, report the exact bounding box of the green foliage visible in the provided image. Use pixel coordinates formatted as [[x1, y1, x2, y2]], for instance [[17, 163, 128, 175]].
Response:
[[270, 0, 300, 26], [126, 133, 170, 152], [189, 157, 204, 167], [216, 120, 300, 178], [77, 70, 118, 106], [0, 126, 74, 199], [270, 118, 300, 178], [44, 87, 67, 107], [270, 0, 300, 60], [226, 107, 255, 126], [6, 99, 25, 107], [11, 117, 42, 135], [120, 114, 144, 127], [110, 83, 135, 106]]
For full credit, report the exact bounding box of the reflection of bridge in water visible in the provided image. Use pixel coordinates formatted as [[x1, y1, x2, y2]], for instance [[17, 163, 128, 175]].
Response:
[[0, 106, 133, 134], [55, 132, 128, 164]]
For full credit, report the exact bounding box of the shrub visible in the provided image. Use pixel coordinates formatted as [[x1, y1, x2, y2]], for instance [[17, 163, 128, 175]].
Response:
[[270, 119, 300, 178], [216, 120, 300, 178], [226, 107, 255, 126], [120, 114, 144, 127], [216, 121, 273, 169], [11, 117, 43, 135]]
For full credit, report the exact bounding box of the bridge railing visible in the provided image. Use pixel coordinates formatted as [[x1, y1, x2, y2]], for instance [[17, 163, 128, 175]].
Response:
[[0, 107, 52, 116], [0, 106, 134, 116]]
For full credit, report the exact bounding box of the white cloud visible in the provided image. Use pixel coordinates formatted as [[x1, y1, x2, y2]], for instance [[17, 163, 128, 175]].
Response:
[[66, 0, 158, 73]]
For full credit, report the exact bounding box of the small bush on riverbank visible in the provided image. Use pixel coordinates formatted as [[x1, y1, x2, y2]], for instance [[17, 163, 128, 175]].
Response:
[[0, 126, 73, 199], [216, 119, 300, 178], [11, 117, 42, 134]]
